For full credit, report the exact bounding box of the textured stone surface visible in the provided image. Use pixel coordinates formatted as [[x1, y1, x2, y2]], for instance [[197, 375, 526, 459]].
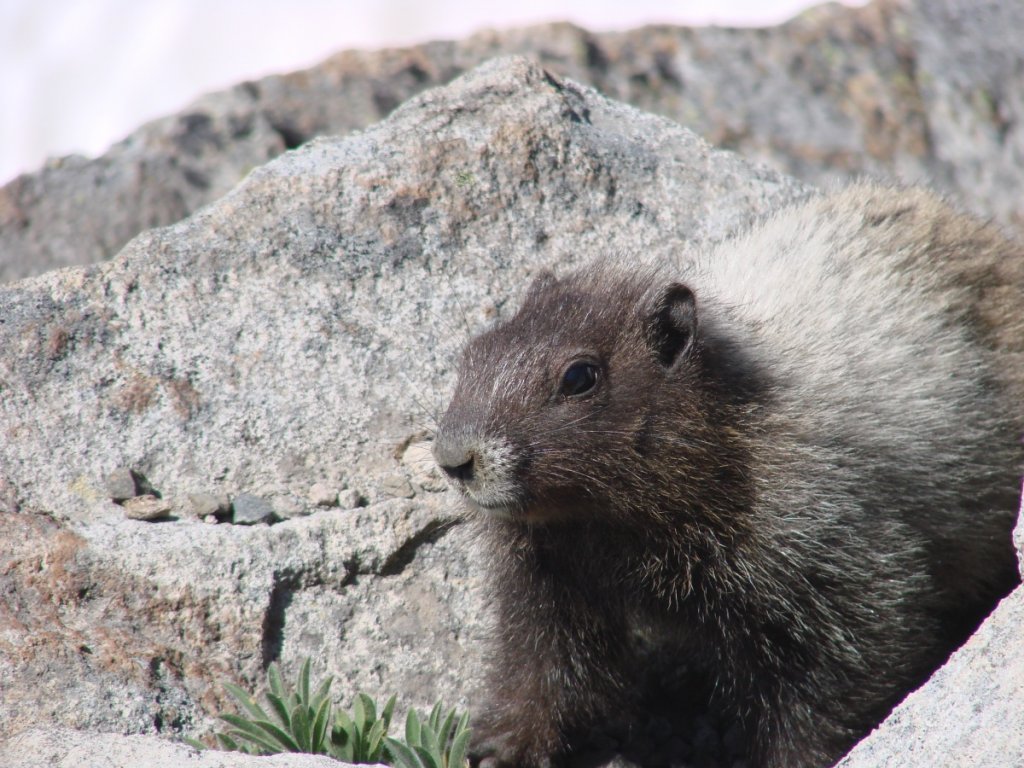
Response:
[[2, 0, 1022, 282], [838, 585, 1024, 768], [0, 728, 363, 768], [838, 491, 1024, 767], [2, 8, 1023, 763], [0, 58, 804, 530], [0, 56, 807, 764]]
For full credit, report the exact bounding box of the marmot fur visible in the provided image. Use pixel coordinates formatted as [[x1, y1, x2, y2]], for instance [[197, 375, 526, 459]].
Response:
[[433, 183, 1024, 768]]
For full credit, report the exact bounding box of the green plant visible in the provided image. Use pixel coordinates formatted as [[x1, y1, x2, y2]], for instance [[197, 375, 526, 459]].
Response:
[[333, 691, 396, 763], [186, 658, 471, 767], [385, 703, 471, 768], [188, 658, 394, 762]]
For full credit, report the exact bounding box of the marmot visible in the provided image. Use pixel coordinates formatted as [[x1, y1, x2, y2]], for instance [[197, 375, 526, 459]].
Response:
[[432, 183, 1024, 768]]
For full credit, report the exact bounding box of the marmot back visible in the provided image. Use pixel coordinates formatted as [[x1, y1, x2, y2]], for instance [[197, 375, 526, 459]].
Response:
[[433, 182, 1024, 768]]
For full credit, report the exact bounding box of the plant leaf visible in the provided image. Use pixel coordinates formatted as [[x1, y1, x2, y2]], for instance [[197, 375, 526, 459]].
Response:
[[182, 736, 208, 751], [428, 702, 443, 732], [223, 682, 270, 723], [335, 708, 355, 738], [311, 674, 334, 710], [437, 708, 456, 754], [385, 736, 426, 768], [405, 708, 422, 747], [219, 717, 288, 754], [415, 744, 442, 768], [221, 713, 300, 753], [330, 713, 355, 762], [420, 721, 440, 761], [310, 693, 332, 753], [215, 732, 242, 752], [290, 701, 311, 751], [268, 663, 287, 700], [265, 691, 291, 730], [447, 726, 472, 768], [353, 692, 368, 732], [359, 692, 378, 726], [365, 716, 387, 760], [381, 693, 397, 730], [298, 658, 312, 706]]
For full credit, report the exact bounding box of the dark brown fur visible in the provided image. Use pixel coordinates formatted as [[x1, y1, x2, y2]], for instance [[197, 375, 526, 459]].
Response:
[[433, 184, 1024, 768]]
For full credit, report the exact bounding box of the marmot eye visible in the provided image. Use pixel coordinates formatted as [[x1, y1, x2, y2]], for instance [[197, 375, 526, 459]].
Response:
[[560, 362, 599, 397]]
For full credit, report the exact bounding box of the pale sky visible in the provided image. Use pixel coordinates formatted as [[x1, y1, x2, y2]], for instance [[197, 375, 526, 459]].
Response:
[[0, 0, 866, 184]]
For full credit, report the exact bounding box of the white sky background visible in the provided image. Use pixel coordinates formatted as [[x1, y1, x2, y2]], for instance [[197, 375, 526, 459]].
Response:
[[1, 0, 866, 185]]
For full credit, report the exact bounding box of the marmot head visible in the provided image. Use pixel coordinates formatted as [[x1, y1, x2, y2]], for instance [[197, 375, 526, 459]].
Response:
[[432, 264, 741, 527]]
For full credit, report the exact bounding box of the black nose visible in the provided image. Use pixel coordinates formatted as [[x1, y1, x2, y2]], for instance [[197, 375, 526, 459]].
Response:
[[433, 440, 477, 483], [440, 455, 475, 482]]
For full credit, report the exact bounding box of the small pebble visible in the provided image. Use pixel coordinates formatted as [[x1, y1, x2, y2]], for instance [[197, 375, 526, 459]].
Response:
[[203, 514, 219, 524], [380, 474, 415, 499], [122, 494, 172, 521], [308, 482, 338, 507], [187, 492, 228, 518], [231, 493, 276, 525], [106, 467, 139, 502], [337, 489, 363, 509]]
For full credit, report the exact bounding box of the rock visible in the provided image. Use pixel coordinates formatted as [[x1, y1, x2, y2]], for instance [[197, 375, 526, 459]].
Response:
[[0, 96, 288, 283], [2, 0, 1022, 283], [105, 467, 140, 501], [0, 56, 805, 529], [402, 441, 447, 493], [187, 492, 230, 519], [837, 585, 1024, 768], [836, 492, 1024, 768], [230, 494, 276, 525], [121, 494, 173, 521], [308, 482, 338, 507], [336, 488, 363, 509], [2, 48, 1020, 767], [380, 475, 415, 500], [0, 56, 808, 759], [0, 727, 365, 768]]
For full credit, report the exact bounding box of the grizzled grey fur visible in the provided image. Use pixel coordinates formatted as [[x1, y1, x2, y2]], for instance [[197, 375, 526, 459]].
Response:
[[433, 182, 1024, 768]]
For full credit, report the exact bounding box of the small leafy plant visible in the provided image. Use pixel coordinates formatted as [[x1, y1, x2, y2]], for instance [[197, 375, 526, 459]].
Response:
[[385, 703, 471, 768], [188, 658, 470, 768], [189, 658, 394, 761]]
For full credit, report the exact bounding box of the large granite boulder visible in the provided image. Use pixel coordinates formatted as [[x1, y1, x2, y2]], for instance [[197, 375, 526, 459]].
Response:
[[2, 0, 1022, 282], [0, 56, 808, 765]]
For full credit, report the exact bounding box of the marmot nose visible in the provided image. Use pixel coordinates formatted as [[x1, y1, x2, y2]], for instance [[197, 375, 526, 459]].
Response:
[[433, 442, 476, 483], [440, 457, 475, 482]]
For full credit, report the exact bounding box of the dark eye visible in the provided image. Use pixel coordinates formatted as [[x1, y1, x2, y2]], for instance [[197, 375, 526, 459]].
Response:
[[560, 362, 599, 398]]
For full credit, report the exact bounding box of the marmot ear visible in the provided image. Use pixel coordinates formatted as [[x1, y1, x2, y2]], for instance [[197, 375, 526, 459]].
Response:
[[648, 283, 697, 368]]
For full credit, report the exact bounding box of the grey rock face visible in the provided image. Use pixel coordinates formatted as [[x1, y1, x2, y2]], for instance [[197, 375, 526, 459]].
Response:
[[0, 728, 364, 768], [0, 56, 808, 763], [0, 57, 805, 530], [3, 0, 1023, 282], [837, 587, 1024, 768]]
